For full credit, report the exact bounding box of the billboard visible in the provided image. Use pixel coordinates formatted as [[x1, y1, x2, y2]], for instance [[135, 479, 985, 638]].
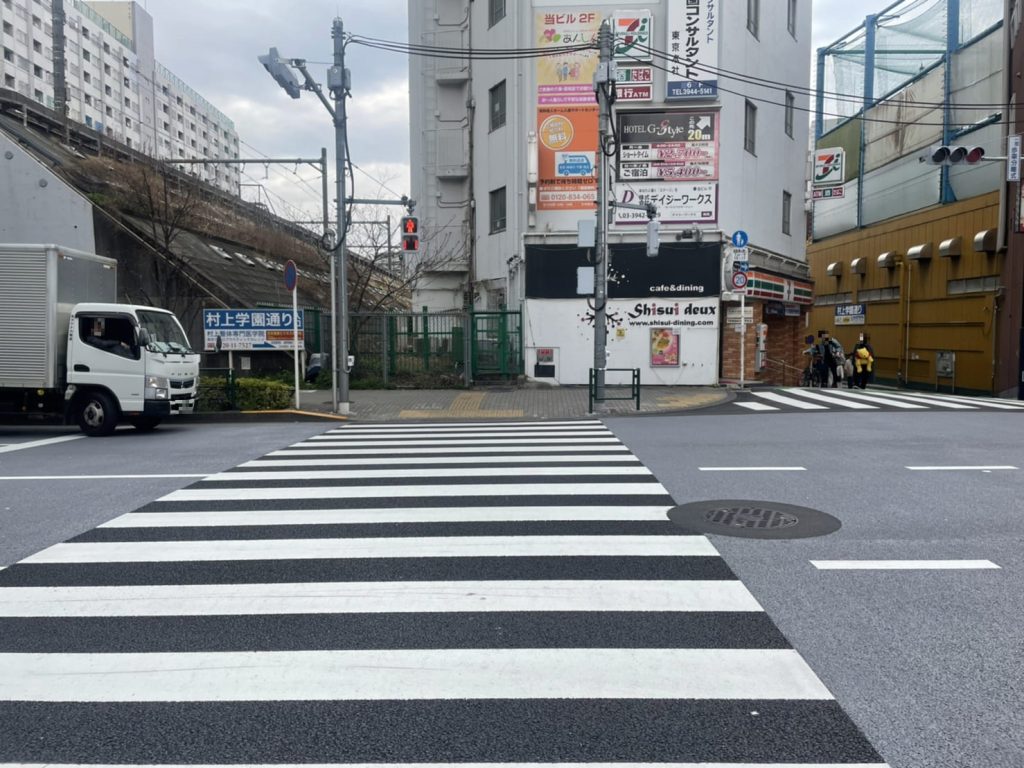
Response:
[[813, 147, 846, 186], [613, 181, 718, 225], [613, 10, 653, 62], [537, 105, 599, 211], [665, 0, 718, 100], [617, 110, 719, 181], [535, 10, 602, 105], [203, 308, 305, 351]]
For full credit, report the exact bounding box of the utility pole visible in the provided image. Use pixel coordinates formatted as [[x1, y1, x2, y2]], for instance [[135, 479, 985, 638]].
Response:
[[592, 20, 615, 403], [331, 18, 351, 414], [259, 19, 352, 414]]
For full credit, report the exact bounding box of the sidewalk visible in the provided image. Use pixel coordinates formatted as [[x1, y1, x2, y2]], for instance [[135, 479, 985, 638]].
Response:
[[228, 384, 733, 423]]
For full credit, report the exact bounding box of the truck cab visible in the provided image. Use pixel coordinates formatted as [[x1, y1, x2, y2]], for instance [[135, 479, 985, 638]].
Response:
[[67, 303, 199, 435]]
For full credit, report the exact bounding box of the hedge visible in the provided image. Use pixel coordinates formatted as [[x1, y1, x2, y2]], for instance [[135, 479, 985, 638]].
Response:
[[198, 376, 293, 411]]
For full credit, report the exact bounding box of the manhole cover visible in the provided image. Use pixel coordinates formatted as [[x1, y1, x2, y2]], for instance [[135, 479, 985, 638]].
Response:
[[668, 500, 840, 539]]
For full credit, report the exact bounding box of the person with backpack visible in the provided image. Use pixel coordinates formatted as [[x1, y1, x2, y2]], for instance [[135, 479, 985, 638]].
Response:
[[815, 331, 843, 388], [852, 334, 874, 389]]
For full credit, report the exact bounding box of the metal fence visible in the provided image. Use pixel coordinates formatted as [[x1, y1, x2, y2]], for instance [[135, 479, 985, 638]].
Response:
[[350, 310, 522, 387]]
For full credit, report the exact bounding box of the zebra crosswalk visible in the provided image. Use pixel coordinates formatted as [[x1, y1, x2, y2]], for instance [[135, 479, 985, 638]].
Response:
[[0, 419, 886, 766], [734, 387, 1024, 413]]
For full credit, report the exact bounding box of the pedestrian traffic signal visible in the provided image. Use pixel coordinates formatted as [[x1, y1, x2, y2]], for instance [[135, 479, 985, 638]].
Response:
[[400, 216, 419, 252], [922, 145, 985, 165]]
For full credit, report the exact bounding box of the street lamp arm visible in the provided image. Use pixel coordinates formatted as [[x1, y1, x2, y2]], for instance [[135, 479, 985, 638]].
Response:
[[291, 60, 337, 119]]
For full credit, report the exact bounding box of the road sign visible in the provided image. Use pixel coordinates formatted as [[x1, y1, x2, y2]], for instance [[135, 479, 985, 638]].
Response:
[[731, 230, 748, 248], [726, 306, 754, 324], [732, 260, 749, 273], [284, 260, 297, 292], [731, 271, 748, 290]]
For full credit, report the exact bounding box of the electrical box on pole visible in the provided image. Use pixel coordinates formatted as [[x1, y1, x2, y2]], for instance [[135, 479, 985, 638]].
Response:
[[400, 215, 420, 252]]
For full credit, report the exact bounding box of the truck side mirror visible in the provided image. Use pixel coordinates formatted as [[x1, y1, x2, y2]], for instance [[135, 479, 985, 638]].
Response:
[[137, 328, 151, 347]]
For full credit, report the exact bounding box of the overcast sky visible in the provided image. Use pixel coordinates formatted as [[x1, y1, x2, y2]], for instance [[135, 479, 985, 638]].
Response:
[[136, 0, 881, 227]]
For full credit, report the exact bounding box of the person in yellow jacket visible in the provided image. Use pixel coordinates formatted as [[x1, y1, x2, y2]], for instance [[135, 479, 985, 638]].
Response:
[[852, 337, 874, 389]]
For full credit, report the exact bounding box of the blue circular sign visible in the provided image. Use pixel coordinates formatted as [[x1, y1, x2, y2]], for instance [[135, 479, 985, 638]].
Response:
[[732, 230, 749, 248], [284, 259, 297, 291]]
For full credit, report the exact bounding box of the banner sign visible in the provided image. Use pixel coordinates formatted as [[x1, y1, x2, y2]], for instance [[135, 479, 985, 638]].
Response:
[[613, 181, 718, 225], [813, 147, 845, 186], [537, 105, 599, 210], [203, 308, 305, 351], [1008, 135, 1021, 183], [525, 242, 721, 299], [834, 303, 866, 325], [615, 65, 653, 102], [613, 10, 653, 61], [665, 0, 718, 100], [617, 110, 719, 181], [812, 187, 845, 199], [535, 10, 602, 105]]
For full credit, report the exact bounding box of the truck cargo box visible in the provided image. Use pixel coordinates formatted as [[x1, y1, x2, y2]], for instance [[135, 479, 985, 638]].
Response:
[[0, 244, 117, 390]]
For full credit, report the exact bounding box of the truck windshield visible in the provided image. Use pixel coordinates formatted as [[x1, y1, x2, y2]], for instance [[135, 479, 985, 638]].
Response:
[[137, 310, 193, 354]]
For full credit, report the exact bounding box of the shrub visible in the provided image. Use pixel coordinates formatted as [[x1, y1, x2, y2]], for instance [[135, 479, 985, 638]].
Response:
[[197, 375, 292, 411]]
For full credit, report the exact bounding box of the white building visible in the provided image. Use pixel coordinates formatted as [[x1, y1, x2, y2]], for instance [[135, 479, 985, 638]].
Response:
[[0, 0, 239, 194], [410, 0, 814, 385]]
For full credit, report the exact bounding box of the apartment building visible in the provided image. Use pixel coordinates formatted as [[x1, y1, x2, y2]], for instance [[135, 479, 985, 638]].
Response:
[[0, 0, 239, 193], [410, 0, 814, 385]]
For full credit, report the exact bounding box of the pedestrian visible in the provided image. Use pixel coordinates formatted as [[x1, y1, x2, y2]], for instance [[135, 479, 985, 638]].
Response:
[[852, 334, 874, 389], [815, 330, 839, 388]]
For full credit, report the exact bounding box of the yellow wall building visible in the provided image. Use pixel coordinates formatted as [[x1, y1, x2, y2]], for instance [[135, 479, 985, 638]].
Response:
[[808, 192, 1003, 394]]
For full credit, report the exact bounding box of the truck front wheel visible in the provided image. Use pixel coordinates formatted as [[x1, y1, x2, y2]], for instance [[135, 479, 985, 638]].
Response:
[[77, 392, 119, 437]]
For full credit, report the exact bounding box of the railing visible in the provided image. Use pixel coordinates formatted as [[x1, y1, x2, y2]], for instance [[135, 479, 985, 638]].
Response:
[[763, 357, 807, 387], [588, 368, 640, 413]]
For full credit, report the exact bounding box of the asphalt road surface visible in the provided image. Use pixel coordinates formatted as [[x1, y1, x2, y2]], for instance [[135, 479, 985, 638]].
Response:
[[1, 409, 1021, 767]]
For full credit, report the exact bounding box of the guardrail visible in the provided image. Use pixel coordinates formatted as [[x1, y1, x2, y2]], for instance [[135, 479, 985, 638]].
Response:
[[588, 368, 640, 413]]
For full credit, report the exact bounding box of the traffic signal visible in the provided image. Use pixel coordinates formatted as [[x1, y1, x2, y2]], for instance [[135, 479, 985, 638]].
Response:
[[400, 216, 419, 252], [922, 145, 985, 165]]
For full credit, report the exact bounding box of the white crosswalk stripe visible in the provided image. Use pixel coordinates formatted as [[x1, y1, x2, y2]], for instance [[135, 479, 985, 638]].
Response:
[[0, 421, 886, 766], [728, 387, 1024, 413]]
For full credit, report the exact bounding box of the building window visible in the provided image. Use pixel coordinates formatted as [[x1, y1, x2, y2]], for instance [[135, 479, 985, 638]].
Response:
[[744, 100, 756, 154], [83, 71, 90, 83], [32, 64, 42, 77], [125, 116, 131, 127], [2, 21, 11, 35], [82, 49, 90, 61], [104, 84, 111, 95], [84, 93, 92, 105], [103, 41, 110, 53], [103, 63, 110, 74], [489, 80, 506, 131], [3, 47, 12, 63], [489, 186, 507, 233], [782, 191, 792, 235], [162, 121, 169, 131], [33, 39, 41, 52], [124, 96, 130, 107], [787, 0, 797, 37], [123, 77, 129, 87], [4, 74, 14, 87], [489, 0, 505, 27], [105, 106, 112, 116], [784, 91, 794, 138], [747, 0, 759, 38]]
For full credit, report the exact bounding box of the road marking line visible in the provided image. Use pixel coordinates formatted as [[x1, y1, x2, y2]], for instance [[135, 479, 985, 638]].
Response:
[[0, 648, 832, 701], [332, 420, 603, 430], [812, 560, 1000, 570], [698, 467, 806, 471], [268, 445, 632, 456], [0, 763, 893, 768], [779, 389, 878, 409], [158, 482, 670, 502], [0, 579, 761, 617], [99, 506, 676, 528], [892, 392, 1024, 410], [302, 438, 623, 447], [819, 390, 928, 409], [750, 392, 827, 410], [243, 455, 641, 467], [863, 391, 976, 409], [735, 402, 779, 411], [203, 466, 653, 482], [0, 474, 208, 480], [905, 465, 1016, 471], [0, 435, 85, 453], [21, 535, 717, 564]]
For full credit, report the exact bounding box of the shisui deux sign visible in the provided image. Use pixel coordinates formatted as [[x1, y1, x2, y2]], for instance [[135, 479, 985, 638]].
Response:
[[665, 0, 718, 101], [617, 111, 719, 181]]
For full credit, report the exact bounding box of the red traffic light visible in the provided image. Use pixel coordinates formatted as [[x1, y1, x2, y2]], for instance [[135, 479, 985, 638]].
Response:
[[924, 145, 986, 165], [401, 234, 420, 252], [401, 216, 419, 235]]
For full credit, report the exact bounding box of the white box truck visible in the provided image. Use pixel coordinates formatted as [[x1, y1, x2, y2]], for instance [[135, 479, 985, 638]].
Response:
[[0, 244, 200, 436]]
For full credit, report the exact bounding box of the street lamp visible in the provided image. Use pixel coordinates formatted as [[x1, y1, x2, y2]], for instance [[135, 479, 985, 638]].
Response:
[[259, 20, 351, 415]]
